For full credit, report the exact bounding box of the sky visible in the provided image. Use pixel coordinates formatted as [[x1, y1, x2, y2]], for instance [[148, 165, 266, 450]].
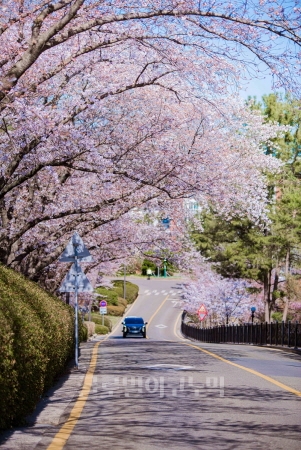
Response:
[[237, 44, 288, 101], [239, 75, 280, 100]]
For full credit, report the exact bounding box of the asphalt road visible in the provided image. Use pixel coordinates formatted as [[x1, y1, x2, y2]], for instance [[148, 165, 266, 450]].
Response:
[[1, 276, 301, 450]]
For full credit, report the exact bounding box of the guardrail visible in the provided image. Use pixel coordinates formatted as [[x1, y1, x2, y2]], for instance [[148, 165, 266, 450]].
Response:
[[181, 320, 301, 349]]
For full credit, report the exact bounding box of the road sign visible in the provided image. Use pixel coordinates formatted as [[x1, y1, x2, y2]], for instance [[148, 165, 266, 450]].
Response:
[[198, 304, 208, 321], [58, 232, 94, 370], [99, 306, 107, 314], [59, 263, 94, 292], [99, 300, 107, 307], [59, 231, 94, 262]]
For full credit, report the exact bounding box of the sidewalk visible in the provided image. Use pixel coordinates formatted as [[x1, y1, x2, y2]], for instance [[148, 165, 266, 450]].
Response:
[[0, 341, 97, 449]]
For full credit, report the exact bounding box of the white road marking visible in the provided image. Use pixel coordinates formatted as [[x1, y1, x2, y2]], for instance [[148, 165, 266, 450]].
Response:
[[144, 364, 194, 370], [155, 324, 167, 328], [171, 301, 181, 307]]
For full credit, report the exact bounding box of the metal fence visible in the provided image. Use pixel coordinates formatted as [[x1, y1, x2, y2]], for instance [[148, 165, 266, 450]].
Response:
[[181, 321, 301, 349]]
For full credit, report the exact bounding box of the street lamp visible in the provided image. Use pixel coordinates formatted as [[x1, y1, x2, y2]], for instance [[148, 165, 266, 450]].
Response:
[[124, 264, 126, 300], [251, 306, 256, 324]]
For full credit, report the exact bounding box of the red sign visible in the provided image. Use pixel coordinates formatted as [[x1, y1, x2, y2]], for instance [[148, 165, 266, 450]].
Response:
[[99, 300, 107, 307], [198, 304, 208, 321]]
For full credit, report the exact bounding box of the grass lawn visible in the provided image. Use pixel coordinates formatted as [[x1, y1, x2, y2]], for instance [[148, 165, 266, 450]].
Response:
[[107, 315, 121, 330]]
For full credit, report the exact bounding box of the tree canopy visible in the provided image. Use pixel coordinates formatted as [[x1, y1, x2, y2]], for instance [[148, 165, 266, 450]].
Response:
[[190, 93, 301, 322], [0, 1, 300, 289]]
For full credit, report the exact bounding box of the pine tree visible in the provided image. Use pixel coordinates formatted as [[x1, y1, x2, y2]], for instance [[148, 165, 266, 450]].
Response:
[[192, 94, 301, 322]]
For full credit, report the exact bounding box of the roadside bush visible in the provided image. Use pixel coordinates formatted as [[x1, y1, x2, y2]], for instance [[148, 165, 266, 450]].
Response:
[[107, 304, 126, 316], [80, 320, 88, 341], [84, 313, 112, 330], [84, 321, 95, 337], [118, 297, 128, 308], [93, 280, 138, 318], [94, 324, 109, 334], [112, 280, 139, 304], [0, 264, 75, 429], [95, 287, 119, 305], [92, 315, 112, 329]]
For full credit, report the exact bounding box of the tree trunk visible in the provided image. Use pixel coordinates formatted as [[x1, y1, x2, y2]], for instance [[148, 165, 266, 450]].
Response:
[[283, 297, 289, 322], [283, 249, 290, 322], [264, 270, 272, 323]]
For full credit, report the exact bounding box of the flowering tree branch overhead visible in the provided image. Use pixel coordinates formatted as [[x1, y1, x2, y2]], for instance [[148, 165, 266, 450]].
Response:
[[0, 0, 300, 103], [0, 0, 298, 287]]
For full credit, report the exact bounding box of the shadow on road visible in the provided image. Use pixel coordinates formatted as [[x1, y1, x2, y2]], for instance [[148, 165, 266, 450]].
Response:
[[1, 341, 300, 450]]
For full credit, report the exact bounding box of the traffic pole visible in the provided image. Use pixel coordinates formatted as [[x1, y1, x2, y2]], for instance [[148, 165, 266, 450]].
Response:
[[74, 253, 79, 369]]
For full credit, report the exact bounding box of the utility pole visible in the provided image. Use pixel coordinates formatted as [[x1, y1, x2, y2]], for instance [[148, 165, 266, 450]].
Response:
[[124, 264, 126, 300]]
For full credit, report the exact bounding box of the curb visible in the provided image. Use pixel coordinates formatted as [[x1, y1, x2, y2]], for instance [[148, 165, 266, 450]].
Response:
[[181, 333, 301, 355]]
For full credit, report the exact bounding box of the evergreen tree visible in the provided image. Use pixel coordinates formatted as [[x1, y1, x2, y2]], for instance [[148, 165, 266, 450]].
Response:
[[192, 94, 301, 322]]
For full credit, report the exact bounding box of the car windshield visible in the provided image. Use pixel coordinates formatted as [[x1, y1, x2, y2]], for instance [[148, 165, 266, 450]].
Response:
[[124, 317, 144, 324]]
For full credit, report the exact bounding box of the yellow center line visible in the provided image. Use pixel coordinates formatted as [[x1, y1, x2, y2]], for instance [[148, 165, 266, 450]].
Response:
[[182, 342, 301, 398], [47, 337, 107, 450], [146, 294, 169, 338], [174, 311, 186, 341]]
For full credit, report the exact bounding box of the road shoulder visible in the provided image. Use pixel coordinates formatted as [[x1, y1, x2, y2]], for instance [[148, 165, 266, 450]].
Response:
[[0, 341, 96, 449]]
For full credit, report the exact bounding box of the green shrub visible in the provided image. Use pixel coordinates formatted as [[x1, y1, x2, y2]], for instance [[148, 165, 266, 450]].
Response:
[[94, 324, 109, 334], [271, 312, 283, 322], [84, 313, 112, 330], [0, 264, 75, 429], [141, 259, 157, 276], [80, 320, 88, 341], [107, 304, 126, 316], [112, 280, 139, 304], [95, 287, 119, 305], [93, 280, 138, 318]]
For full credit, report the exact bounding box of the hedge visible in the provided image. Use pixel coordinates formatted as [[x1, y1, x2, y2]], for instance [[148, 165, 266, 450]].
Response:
[[107, 304, 126, 316], [0, 264, 78, 429], [94, 324, 109, 334], [112, 280, 139, 304], [84, 313, 112, 330], [95, 287, 119, 305]]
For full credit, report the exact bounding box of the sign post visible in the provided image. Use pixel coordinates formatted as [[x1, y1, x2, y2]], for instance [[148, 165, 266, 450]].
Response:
[[251, 306, 256, 324], [59, 232, 94, 368], [198, 304, 208, 323], [99, 300, 107, 326]]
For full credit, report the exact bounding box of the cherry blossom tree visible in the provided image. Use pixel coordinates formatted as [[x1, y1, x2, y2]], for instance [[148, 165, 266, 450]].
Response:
[[0, 0, 300, 103], [181, 264, 255, 324], [0, 1, 299, 287]]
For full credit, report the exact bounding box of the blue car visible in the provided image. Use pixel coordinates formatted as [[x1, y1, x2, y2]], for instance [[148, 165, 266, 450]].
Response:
[[122, 316, 147, 338]]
